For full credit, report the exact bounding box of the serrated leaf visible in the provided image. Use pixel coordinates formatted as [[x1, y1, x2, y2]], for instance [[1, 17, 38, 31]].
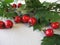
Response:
[[41, 34, 60, 45], [35, 10, 60, 22]]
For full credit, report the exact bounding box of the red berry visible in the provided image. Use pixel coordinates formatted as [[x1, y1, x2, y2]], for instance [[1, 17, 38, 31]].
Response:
[[28, 17, 37, 26], [45, 28, 54, 37], [5, 20, 13, 28], [18, 3, 22, 8], [51, 22, 60, 29], [22, 15, 30, 23], [14, 16, 21, 23], [12, 4, 17, 8], [0, 21, 5, 29]]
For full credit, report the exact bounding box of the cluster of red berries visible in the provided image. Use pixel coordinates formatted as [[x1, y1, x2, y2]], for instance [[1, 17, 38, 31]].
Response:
[[12, 3, 22, 8], [14, 14, 37, 26], [0, 14, 37, 29], [45, 22, 60, 37], [0, 20, 13, 29], [0, 3, 22, 29]]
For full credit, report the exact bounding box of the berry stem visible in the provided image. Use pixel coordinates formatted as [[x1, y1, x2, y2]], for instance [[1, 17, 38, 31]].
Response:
[[2, 11, 6, 20]]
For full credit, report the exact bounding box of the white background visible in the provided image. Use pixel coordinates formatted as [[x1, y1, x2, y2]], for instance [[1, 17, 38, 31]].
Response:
[[0, 24, 45, 45], [0, 0, 60, 45]]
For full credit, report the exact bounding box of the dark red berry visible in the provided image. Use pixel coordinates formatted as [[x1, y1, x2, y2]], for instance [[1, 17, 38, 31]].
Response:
[[22, 15, 30, 23], [0, 21, 5, 29], [5, 20, 13, 28], [14, 16, 21, 23], [51, 22, 60, 29], [12, 4, 17, 8], [28, 17, 37, 26], [18, 3, 22, 8], [45, 28, 54, 37]]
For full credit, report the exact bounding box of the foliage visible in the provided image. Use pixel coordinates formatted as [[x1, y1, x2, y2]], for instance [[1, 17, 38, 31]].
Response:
[[0, 0, 17, 19], [0, 0, 13, 3], [25, 0, 41, 9], [21, 0, 60, 31], [41, 34, 60, 45], [0, 0, 17, 18], [0, 0, 60, 45]]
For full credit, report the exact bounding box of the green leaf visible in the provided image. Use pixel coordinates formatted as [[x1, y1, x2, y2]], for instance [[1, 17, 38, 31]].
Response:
[[42, 1, 51, 9], [42, 2, 57, 10], [25, 0, 41, 9], [34, 10, 60, 31], [35, 10, 60, 22], [41, 34, 60, 45], [33, 22, 49, 31], [33, 24, 42, 31], [5, 0, 14, 3], [5, 11, 17, 18]]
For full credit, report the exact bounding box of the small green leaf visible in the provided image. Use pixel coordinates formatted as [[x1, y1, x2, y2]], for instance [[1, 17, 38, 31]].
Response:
[[33, 24, 41, 31], [5, 0, 14, 3], [5, 12, 17, 18]]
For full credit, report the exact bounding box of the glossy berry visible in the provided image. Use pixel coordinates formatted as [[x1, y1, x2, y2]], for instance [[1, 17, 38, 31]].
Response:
[[0, 21, 5, 29], [22, 15, 30, 23], [14, 16, 21, 23], [12, 4, 17, 8], [51, 22, 60, 29], [5, 20, 13, 28], [18, 3, 22, 8], [45, 28, 54, 37], [28, 17, 37, 26]]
